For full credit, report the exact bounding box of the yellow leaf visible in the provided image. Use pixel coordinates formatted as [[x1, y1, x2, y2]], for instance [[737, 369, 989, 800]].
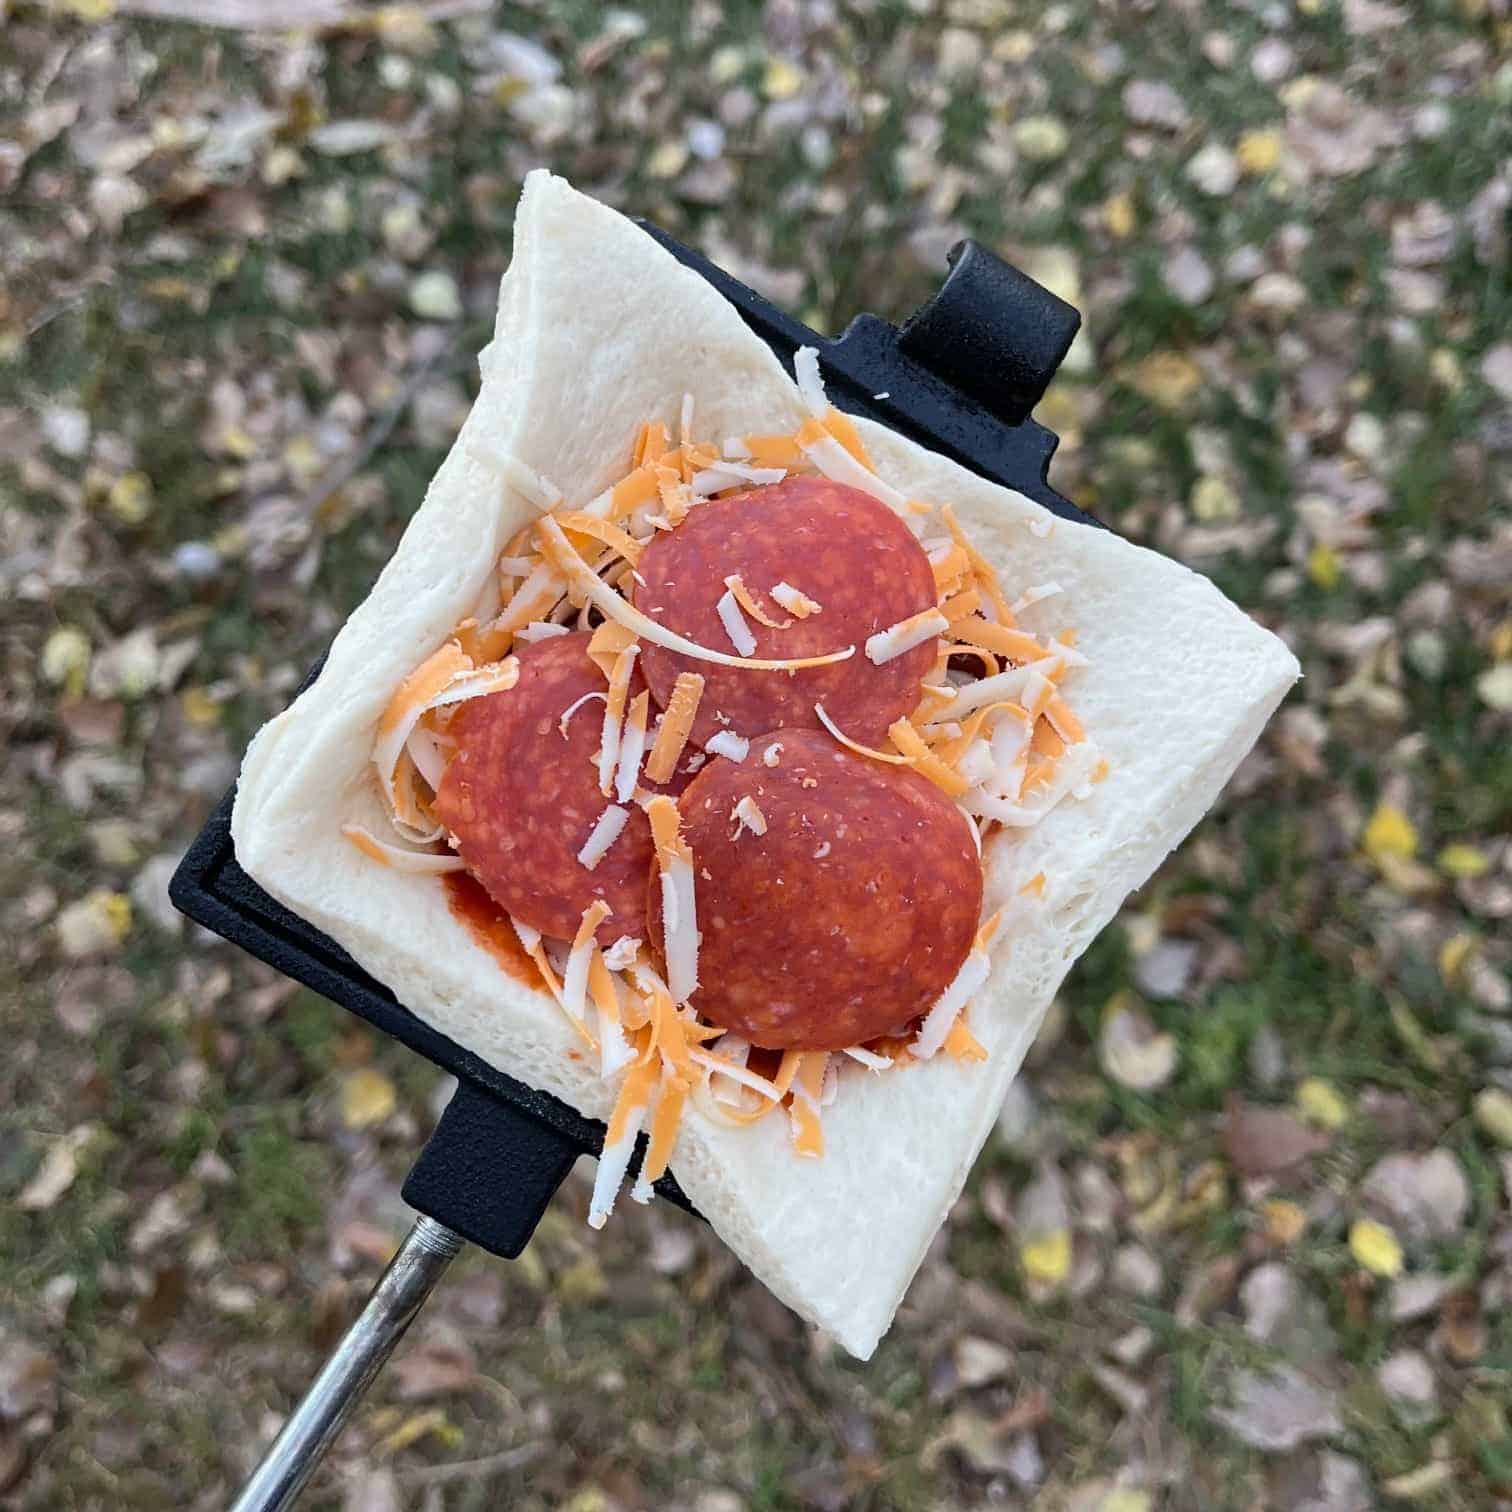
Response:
[[1262, 1199, 1307, 1246], [1020, 1227, 1072, 1285], [1439, 932, 1476, 984], [180, 688, 221, 728], [1349, 1218, 1403, 1278], [42, 626, 91, 693], [762, 57, 804, 100], [376, 1408, 461, 1456], [1236, 128, 1282, 175], [1101, 1495, 1152, 1512], [1130, 351, 1202, 410], [1295, 1077, 1348, 1130], [106, 471, 153, 525], [1438, 843, 1489, 879], [1363, 803, 1417, 864], [1490, 620, 1512, 661], [341, 1068, 397, 1130], [61, 0, 115, 16], [1307, 541, 1341, 589], [1102, 188, 1136, 239]]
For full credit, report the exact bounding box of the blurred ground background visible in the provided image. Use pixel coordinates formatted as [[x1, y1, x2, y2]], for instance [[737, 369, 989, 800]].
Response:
[[2, 0, 1511, 1508]]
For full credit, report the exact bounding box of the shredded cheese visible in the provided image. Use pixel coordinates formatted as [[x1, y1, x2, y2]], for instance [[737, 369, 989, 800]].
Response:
[[865, 607, 950, 666], [814, 703, 911, 764], [562, 900, 612, 1026], [341, 824, 466, 873], [692, 463, 787, 496], [888, 718, 971, 796], [646, 795, 699, 1004], [715, 588, 758, 657], [796, 422, 910, 512], [558, 689, 607, 738], [643, 671, 704, 784], [614, 690, 650, 804], [705, 729, 749, 762], [553, 510, 645, 566], [823, 406, 875, 470], [598, 642, 640, 796], [913, 948, 991, 1059], [770, 580, 821, 618], [514, 620, 571, 643], [843, 1045, 893, 1071], [577, 804, 631, 871], [723, 574, 792, 629], [730, 795, 768, 838], [793, 345, 827, 418], [589, 1055, 658, 1228]]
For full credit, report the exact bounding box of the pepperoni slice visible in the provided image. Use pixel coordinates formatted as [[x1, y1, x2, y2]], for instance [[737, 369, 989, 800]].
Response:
[[633, 477, 937, 748], [648, 729, 983, 1050], [433, 632, 697, 944]]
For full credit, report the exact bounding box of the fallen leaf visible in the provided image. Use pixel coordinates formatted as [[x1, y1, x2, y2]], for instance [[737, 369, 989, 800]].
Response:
[[0, 1340, 58, 1422], [17, 1128, 94, 1211], [1363, 803, 1418, 864], [1361, 1150, 1469, 1240], [1296, 1077, 1349, 1130], [1099, 994, 1178, 1091], [1210, 1365, 1342, 1452], [1223, 1095, 1331, 1177], [341, 1069, 397, 1130], [1349, 1218, 1403, 1277]]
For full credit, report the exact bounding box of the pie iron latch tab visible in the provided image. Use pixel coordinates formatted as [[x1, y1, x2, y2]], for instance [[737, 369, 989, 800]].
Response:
[[897, 239, 1082, 428], [402, 1080, 581, 1258]]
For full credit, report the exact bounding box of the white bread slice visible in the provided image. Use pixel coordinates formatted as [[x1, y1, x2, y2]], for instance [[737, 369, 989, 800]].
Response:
[[231, 171, 1299, 1358]]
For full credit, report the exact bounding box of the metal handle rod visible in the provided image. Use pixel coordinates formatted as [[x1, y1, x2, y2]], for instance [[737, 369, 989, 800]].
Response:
[[230, 1215, 466, 1512]]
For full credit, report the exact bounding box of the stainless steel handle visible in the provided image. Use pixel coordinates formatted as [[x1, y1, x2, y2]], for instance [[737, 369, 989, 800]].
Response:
[[229, 1215, 465, 1512]]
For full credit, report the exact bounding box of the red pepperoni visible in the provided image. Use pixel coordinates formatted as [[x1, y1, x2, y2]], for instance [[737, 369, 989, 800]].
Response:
[[648, 729, 982, 1050], [433, 632, 697, 944], [633, 476, 937, 748]]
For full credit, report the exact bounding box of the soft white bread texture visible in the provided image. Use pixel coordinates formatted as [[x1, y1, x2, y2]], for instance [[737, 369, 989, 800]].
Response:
[[232, 170, 1299, 1359]]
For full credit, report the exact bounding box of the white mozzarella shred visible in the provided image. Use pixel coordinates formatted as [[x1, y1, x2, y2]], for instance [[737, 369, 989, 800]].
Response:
[[967, 741, 1102, 827], [479, 448, 563, 511], [577, 805, 631, 870], [843, 1045, 893, 1071], [956, 739, 996, 788], [680, 392, 695, 447], [913, 949, 991, 1060], [769, 580, 821, 617], [730, 795, 768, 838], [588, 1101, 646, 1230], [932, 660, 1063, 723], [865, 607, 950, 666], [598, 646, 638, 793], [562, 908, 608, 1025], [963, 811, 983, 855], [603, 935, 641, 971], [715, 589, 758, 657], [691, 463, 787, 496], [559, 689, 607, 739], [819, 1057, 840, 1106], [495, 559, 568, 633], [515, 619, 571, 642], [799, 432, 909, 511], [614, 698, 650, 804], [706, 730, 750, 762], [660, 853, 700, 1004], [793, 345, 828, 418], [496, 556, 537, 578], [510, 916, 541, 953], [1009, 581, 1064, 616], [761, 742, 782, 767], [989, 708, 1032, 789], [687, 1048, 788, 1109], [405, 726, 448, 792], [341, 824, 466, 874], [721, 436, 751, 460], [706, 1035, 752, 1105]]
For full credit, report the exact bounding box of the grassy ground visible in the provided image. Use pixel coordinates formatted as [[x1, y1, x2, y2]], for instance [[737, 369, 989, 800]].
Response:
[[2, 1, 1510, 1508]]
